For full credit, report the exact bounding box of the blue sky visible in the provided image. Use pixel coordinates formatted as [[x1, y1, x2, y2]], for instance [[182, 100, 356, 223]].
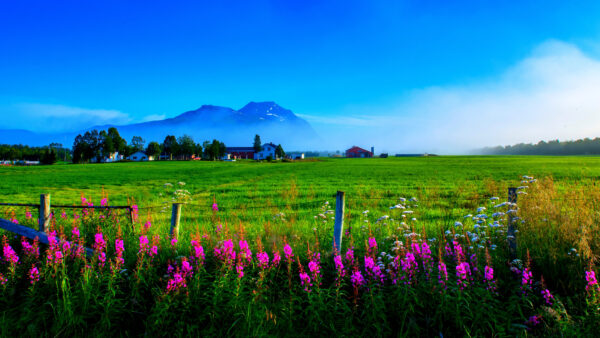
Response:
[[2, 1, 600, 152]]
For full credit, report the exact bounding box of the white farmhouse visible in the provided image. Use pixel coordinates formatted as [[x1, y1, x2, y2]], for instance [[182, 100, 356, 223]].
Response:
[[254, 143, 277, 160], [128, 151, 153, 161]]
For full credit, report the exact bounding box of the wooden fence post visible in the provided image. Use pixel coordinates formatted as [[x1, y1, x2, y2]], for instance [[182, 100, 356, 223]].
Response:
[[332, 191, 345, 252], [170, 203, 183, 238], [507, 188, 517, 259], [39, 194, 50, 233]]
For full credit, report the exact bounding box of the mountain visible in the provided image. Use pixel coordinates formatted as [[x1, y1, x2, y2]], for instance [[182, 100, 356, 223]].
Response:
[[0, 102, 320, 149]]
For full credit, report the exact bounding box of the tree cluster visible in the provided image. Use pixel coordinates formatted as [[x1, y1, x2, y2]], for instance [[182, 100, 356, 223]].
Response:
[[0, 143, 69, 164], [480, 137, 600, 155]]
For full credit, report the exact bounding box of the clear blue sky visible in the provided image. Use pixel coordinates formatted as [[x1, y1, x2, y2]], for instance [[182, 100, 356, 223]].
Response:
[[2, 1, 600, 152]]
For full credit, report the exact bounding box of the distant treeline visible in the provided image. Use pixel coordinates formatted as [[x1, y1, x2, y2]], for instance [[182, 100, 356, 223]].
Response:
[[480, 137, 600, 155], [0, 143, 69, 164], [72, 127, 227, 163]]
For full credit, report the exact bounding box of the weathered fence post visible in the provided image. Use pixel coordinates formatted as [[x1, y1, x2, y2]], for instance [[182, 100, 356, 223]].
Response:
[[507, 187, 517, 259], [170, 203, 183, 238], [332, 191, 345, 252], [38, 194, 50, 233]]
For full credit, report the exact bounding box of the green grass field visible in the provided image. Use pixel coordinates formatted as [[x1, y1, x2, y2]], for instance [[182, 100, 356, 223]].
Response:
[[1, 156, 598, 236]]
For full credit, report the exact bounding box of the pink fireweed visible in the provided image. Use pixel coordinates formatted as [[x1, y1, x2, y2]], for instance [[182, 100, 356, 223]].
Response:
[[212, 203, 218, 211], [484, 265, 496, 291], [46, 231, 61, 265], [72, 227, 80, 239], [115, 239, 125, 270], [98, 252, 106, 268], [61, 211, 67, 219], [365, 256, 385, 285], [166, 273, 187, 293], [94, 233, 106, 252], [131, 205, 139, 223], [334, 254, 346, 278], [456, 262, 471, 290], [239, 240, 252, 265], [9, 218, 17, 224], [345, 247, 355, 267], [214, 239, 236, 266], [368, 237, 377, 250], [271, 250, 281, 268], [541, 289, 554, 306], [0, 274, 6, 285], [139, 235, 150, 254], [453, 240, 465, 262], [284, 243, 294, 262], [190, 240, 205, 267], [29, 266, 40, 285], [21, 238, 39, 258], [401, 251, 417, 284], [257, 251, 270, 269], [171, 237, 178, 247], [181, 259, 193, 278], [144, 221, 152, 231], [3, 242, 19, 265], [61, 241, 71, 256], [236, 260, 245, 278], [521, 267, 533, 294], [308, 253, 322, 286], [299, 270, 312, 292], [586, 270, 598, 292], [438, 261, 448, 289], [25, 211, 32, 220], [101, 198, 108, 206], [350, 269, 366, 289]]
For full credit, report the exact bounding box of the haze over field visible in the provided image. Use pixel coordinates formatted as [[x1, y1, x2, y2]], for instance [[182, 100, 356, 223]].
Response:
[[1, 1, 600, 153]]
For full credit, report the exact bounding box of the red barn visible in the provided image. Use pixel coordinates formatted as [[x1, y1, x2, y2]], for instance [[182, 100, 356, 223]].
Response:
[[226, 147, 254, 159], [345, 146, 373, 158]]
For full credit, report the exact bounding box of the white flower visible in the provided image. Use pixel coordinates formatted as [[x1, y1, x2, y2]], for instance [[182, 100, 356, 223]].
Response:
[[454, 221, 463, 227]]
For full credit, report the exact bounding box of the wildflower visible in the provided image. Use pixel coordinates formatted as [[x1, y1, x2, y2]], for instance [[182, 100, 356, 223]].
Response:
[[29, 266, 40, 285], [166, 273, 187, 293], [101, 198, 108, 206], [212, 203, 218, 211], [368, 237, 377, 250], [190, 240, 205, 266], [239, 240, 252, 264], [139, 235, 150, 254], [541, 289, 554, 306], [365, 256, 385, 284], [0, 274, 6, 285], [3, 242, 19, 265], [334, 254, 345, 278], [21, 238, 39, 258], [271, 250, 281, 268], [438, 261, 448, 289], [171, 237, 178, 247], [522, 267, 533, 292], [350, 269, 365, 289], [401, 251, 417, 284], [257, 251, 270, 269], [72, 227, 80, 239], [94, 233, 106, 252], [144, 221, 152, 231], [585, 270, 598, 292], [308, 253, 322, 285], [54, 251, 64, 264], [456, 262, 471, 290], [181, 259, 193, 278], [345, 247, 355, 266], [284, 244, 294, 261], [526, 315, 541, 327], [299, 271, 312, 292], [115, 239, 125, 269], [98, 252, 106, 268], [214, 239, 236, 266], [25, 211, 32, 220], [236, 261, 244, 278]]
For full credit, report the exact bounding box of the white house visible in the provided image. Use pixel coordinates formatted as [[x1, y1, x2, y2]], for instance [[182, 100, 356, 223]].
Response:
[[254, 143, 277, 160], [128, 151, 153, 161], [91, 152, 124, 163]]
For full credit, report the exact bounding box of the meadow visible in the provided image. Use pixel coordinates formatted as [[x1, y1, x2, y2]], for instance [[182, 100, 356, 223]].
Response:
[[0, 156, 599, 336]]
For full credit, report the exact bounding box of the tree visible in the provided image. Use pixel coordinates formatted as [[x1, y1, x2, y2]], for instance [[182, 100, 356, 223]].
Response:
[[40, 148, 57, 165], [100, 130, 115, 159], [253, 134, 262, 153], [177, 135, 196, 160], [131, 136, 145, 152], [162, 135, 178, 160], [202, 140, 211, 159], [107, 127, 127, 154], [275, 144, 285, 159], [146, 142, 161, 159]]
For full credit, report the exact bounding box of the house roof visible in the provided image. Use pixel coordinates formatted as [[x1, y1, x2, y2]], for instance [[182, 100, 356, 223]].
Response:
[[226, 147, 254, 152], [262, 143, 277, 148], [346, 146, 372, 153], [130, 151, 147, 156]]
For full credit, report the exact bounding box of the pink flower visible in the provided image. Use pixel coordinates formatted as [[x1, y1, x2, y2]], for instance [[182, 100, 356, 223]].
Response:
[[239, 240, 252, 264], [190, 240, 205, 266], [334, 254, 345, 277], [522, 267, 533, 293], [171, 238, 178, 247], [3, 243, 19, 265], [25, 211, 32, 220], [345, 248, 355, 266], [0, 274, 7, 285], [368, 237, 377, 249], [94, 233, 106, 252], [139, 235, 149, 254], [181, 259, 193, 278], [29, 266, 40, 285], [541, 289, 554, 305], [586, 270, 598, 292], [438, 261, 448, 289], [365, 256, 385, 284], [212, 203, 218, 211], [350, 269, 365, 288], [271, 250, 281, 268], [284, 244, 294, 261], [299, 271, 312, 292], [166, 273, 187, 293], [72, 227, 80, 239], [257, 251, 270, 269], [456, 262, 471, 290], [100, 198, 108, 206]]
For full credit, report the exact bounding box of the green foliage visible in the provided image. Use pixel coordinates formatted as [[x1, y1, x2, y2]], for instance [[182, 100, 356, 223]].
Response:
[[481, 137, 600, 155], [146, 142, 161, 159], [253, 134, 262, 153]]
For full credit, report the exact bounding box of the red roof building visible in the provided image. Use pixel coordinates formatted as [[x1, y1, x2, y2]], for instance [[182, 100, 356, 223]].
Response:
[[345, 146, 373, 158]]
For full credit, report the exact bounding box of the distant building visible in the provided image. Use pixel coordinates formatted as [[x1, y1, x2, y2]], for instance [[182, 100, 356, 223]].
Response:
[[128, 151, 153, 161], [226, 147, 254, 160], [287, 152, 305, 160], [254, 143, 277, 160], [345, 146, 373, 158]]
